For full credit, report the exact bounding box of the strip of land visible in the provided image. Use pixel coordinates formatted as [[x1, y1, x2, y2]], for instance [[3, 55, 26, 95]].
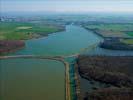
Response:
[[83, 23, 133, 50]]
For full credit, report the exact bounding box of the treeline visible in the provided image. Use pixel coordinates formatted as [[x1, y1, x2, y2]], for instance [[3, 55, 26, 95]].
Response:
[[100, 38, 133, 51], [77, 55, 133, 100]]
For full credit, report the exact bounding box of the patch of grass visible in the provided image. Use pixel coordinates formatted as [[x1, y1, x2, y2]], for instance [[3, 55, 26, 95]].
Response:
[[127, 32, 133, 37], [121, 39, 133, 45], [96, 30, 126, 37], [0, 22, 64, 40], [86, 24, 133, 31], [16, 26, 32, 30], [85, 24, 133, 38]]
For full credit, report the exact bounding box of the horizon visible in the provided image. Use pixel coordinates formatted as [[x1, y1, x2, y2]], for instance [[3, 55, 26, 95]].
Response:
[[1, 0, 133, 13]]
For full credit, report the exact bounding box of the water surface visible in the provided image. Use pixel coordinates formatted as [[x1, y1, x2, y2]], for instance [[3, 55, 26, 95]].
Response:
[[0, 59, 65, 100], [13, 25, 101, 56], [1, 25, 133, 99], [1, 25, 101, 100]]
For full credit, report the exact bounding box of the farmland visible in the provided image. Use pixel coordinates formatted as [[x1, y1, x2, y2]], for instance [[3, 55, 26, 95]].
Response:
[[0, 22, 65, 40], [83, 23, 133, 50], [84, 24, 133, 38], [0, 21, 65, 54], [127, 32, 133, 37], [121, 39, 133, 45]]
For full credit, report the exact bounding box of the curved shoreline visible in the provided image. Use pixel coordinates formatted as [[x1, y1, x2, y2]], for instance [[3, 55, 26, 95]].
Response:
[[0, 26, 65, 55]]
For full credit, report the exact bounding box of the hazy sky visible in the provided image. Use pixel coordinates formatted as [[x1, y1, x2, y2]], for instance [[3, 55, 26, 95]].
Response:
[[1, 0, 133, 13]]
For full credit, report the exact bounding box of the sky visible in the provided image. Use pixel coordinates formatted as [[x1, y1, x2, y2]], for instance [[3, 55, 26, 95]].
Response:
[[1, 0, 133, 13]]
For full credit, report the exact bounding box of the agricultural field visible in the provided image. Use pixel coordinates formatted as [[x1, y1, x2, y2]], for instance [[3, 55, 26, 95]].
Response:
[[86, 24, 133, 31], [127, 32, 133, 37], [84, 23, 133, 50], [85, 24, 133, 38], [121, 39, 133, 45], [0, 22, 64, 40]]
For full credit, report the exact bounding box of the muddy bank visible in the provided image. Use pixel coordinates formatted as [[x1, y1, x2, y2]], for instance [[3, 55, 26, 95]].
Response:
[[0, 40, 25, 54], [77, 55, 133, 100]]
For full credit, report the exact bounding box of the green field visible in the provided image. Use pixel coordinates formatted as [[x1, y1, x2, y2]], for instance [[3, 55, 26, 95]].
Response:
[[121, 39, 133, 45], [0, 22, 64, 40], [86, 24, 133, 31], [127, 32, 133, 37], [85, 24, 133, 38]]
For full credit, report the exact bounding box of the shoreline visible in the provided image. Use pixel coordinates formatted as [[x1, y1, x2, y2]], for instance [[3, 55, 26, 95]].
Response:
[[83, 26, 133, 51], [27, 27, 66, 41], [0, 28, 66, 55]]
